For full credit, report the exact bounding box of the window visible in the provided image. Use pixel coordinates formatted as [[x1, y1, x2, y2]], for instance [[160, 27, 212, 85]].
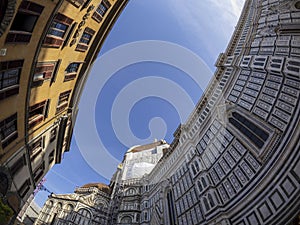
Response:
[[166, 190, 176, 225], [197, 180, 203, 192], [203, 197, 210, 211], [56, 202, 62, 209], [196, 143, 203, 154], [50, 213, 57, 225], [49, 21, 68, 38], [191, 164, 197, 176], [56, 90, 71, 114], [19, 179, 31, 198], [0, 113, 18, 148], [0, 60, 23, 100], [5, 1, 44, 43], [32, 62, 57, 85], [29, 137, 43, 161], [33, 162, 45, 183], [229, 112, 269, 148], [97, 3, 108, 16], [194, 161, 200, 171], [28, 100, 50, 129], [120, 216, 132, 223], [92, 0, 111, 22], [66, 204, 73, 211], [49, 150, 55, 165], [10, 155, 26, 177], [67, 0, 86, 8], [44, 13, 73, 48], [50, 128, 57, 143], [76, 27, 95, 52], [208, 193, 215, 208], [80, 33, 92, 45], [201, 177, 207, 188], [64, 63, 80, 81], [126, 188, 136, 195], [75, 209, 91, 225]]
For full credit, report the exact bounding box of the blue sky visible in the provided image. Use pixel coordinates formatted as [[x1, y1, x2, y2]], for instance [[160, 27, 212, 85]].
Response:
[[34, 0, 244, 207]]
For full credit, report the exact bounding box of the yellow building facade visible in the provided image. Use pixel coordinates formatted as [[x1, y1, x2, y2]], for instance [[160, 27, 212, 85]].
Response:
[[0, 0, 128, 221]]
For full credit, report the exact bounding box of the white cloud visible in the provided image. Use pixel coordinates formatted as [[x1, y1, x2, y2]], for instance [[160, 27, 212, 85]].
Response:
[[164, 0, 245, 59]]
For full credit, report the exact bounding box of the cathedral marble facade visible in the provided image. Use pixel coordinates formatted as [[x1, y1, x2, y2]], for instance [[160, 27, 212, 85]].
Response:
[[35, 183, 111, 225], [37, 0, 300, 224]]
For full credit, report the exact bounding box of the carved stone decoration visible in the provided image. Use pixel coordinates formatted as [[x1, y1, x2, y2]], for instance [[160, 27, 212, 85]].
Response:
[[268, 0, 300, 13], [258, 26, 278, 37]]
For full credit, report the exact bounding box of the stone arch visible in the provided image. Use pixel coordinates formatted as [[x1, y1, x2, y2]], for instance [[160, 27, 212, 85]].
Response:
[[126, 187, 136, 195], [55, 201, 62, 209], [120, 215, 133, 223], [95, 198, 109, 208], [77, 207, 92, 218], [63, 203, 74, 211]]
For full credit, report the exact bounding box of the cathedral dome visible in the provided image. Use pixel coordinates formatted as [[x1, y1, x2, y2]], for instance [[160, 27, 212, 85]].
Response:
[[81, 183, 111, 195]]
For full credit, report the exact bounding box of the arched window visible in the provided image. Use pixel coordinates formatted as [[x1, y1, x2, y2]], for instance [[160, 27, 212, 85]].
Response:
[[75, 208, 91, 225], [56, 202, 62, 209], [45, 200, 53, 214], [201, 177, 207, 188], [166, 190, 176, 225], [208, 193, 215, 208], [48, 200, 53, 207], [191, 164, 197, 176], [78, 209, 91, 218], [203, 197, 210, 211], [126, 188, 135, 195], [66, 204, 73, 211], [206, 175, 212, 185], [120, 216, 132, 223], [61, 204, 73, 219], [194, 161, 200, 172], [97, 202, 104, 209], [197, 180, 203, 192]]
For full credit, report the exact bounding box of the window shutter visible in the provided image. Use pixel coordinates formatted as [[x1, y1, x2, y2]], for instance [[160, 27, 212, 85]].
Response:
[[43, 36, 64, 48], [55, 13, 73, 25], [84, 27, 95, 35], [19, 1, 44, 14], [103, 0, 111, 8], [92, 12, 103, 23], [51, 59, 61, 84], [44, 99, 50, 119]]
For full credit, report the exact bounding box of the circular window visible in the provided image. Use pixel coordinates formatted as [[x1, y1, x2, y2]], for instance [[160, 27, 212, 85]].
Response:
[[295, 1, 300, 9]]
